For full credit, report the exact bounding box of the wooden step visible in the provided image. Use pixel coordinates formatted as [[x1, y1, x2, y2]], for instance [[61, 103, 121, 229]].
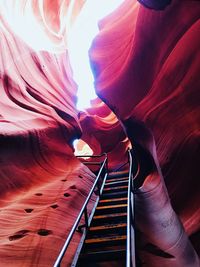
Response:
[[107, 171, 129, 179], [103, 185, 128, 193], [83, 244, 126, 253], [99, 197, 128, 205], [98, 199, 127, 206], [85, 235, 127, 247], [106, 176, 129, 183], [95, 204, 127, 215], [96, 204, 127, 211], [104, 179, 128, 187], [89, 223, 127, 232], [88, 223, 127, 237], [87, 222, 127, 239], [91, 212, 127, 226], [93, 212, 127, 220], [79, 249, 126, 262], [92, 212, 127, 226], [101, 191, 128, 200]]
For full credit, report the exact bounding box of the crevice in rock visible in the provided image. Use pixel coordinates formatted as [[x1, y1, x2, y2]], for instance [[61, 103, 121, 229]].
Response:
[[37, 229, 52, 236], [9, 230, 30, 241], [50, 204, 59, 209], [69, 185, 76, 190], [24, 208, 34, 213], [64, 192, 70, 197]]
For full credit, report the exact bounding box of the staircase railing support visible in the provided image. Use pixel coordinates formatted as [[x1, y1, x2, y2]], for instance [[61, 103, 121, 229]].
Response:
[[53, 153, 108, 267], [127, 148, 137, 267]]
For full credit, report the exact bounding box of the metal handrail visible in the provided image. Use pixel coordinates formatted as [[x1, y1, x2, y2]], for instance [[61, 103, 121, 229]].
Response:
[[126, 148, 139, 267], [82, 161, 103, 165], [112, 160, 129, 172], [75, 153, 107, 158], [76, 153, 107, 170], [54, 154, 108, 267]]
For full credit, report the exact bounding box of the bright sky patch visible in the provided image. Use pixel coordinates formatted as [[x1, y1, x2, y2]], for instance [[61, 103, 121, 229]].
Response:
[[68, 0, 125, 110]]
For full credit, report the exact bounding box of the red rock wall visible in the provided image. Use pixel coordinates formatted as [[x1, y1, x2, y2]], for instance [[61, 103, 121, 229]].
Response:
[[90, 0, 200, 265], [0, 3, 96, 266]]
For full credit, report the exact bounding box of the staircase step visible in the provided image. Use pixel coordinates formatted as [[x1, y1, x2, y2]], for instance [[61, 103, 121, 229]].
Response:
[[101, 191, 128, 200], [93, 212, 127, 220], [79, 249, 126, 262], [96, 204, 127, 211], [95, 203, 127, 215], [83, 244, 126, 253], [107, 171, 129, 179], [98, 197, 128, 205], [88, 223, 127, 237], [91, 212, 127, 226], [89, 223, 127, 232], [103, 185, 128, 193], [103, 185, 128, 191], [104, 179, 128, 187], [106, 176, 129, 183], [85, 235, 127, 248]]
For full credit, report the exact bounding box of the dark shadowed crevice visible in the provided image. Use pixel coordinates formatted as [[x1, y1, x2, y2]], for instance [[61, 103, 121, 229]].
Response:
[[37, 229, 52, 236], [9, 230, 30, 241], [35, 193, 43, 196], [64, 192, 71, 197], [50, 204, 59, 209], [24, 208, 34, 213], [69, 185, 77, 190]]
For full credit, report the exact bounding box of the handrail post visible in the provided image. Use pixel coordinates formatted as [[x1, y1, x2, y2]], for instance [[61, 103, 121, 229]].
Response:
[[97, 180, 101, 196], [104, 154, 108, 174], [84, 207, 88, 229], [127, 148, 137, 267]]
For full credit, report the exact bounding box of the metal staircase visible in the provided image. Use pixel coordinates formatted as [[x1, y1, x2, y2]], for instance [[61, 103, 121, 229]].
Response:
[[76, 170, 129, 266], [54, 149, 138, 267]]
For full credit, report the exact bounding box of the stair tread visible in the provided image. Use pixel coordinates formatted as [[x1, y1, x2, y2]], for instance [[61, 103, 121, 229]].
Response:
[[79, 249, 126, 265], [101, 192, 128, 199], [96, 204, 127, 210], [85, 235, 127, 244], [103, 185, 128, 192], [99, 197, 128, 203], [105, 179, 128, 186], [83, 244, 126, 252], [106, 178, 129, 182], [93, 212, 127, 220], [89, 223, 127, 231], [80, 248, 126, 257], [106, 176, 129, 182]]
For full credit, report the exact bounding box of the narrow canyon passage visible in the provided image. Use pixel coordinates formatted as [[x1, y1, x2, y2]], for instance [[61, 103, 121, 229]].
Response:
[[0, 0, 199, 266]]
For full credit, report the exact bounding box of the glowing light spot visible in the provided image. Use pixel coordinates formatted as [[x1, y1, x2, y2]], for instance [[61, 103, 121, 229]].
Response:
[[73, 139, 93, 158], [68, 0, 125, 110]]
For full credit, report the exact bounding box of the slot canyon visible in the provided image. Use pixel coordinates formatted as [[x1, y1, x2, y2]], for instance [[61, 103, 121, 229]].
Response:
[[0, 0, 199, 266]]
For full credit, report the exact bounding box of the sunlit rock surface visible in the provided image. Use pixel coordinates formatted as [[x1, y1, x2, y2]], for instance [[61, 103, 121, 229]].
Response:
[[0, 0, 199, 266], [79, 100, 130, 170]]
